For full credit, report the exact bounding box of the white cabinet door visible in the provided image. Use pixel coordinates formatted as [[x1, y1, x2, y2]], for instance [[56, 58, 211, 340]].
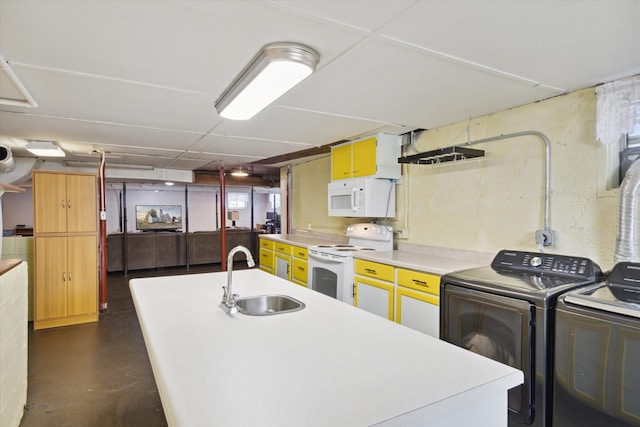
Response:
[[355, 277, 394, 320], [397, 288, 440, 338], [275, 256, 290, 281]]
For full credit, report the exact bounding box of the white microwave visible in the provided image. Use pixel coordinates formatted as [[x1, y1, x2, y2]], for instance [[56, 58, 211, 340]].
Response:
[[328, 178, 395, 217]]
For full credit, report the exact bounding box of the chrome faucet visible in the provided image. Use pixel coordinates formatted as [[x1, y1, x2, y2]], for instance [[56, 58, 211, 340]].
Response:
[[220, 245, 256, 314]]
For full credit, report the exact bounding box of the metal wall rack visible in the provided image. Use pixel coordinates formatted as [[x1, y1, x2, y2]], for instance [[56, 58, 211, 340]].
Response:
[[397, 146, 484, 165]]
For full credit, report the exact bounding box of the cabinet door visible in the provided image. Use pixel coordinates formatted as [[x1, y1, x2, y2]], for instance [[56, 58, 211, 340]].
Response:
[[259, 247, 275, 272], [396, 287, 440, 338], [66, 174, 97, 233], [34, 173, 68, 233], [35, 236, 68, 320], [292, 258, 308, 286], [275, 254, 291, 280], [352, 137, 377, 177], [67, 236, 98, 316], [355, 276, 394, 320], [331, 143, 352, 180]]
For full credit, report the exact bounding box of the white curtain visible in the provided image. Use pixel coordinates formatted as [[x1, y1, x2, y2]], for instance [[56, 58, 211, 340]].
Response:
[[596, 76, 640, 145]]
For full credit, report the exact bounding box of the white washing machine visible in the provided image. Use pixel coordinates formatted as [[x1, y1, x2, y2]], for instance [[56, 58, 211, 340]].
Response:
[[554, 262, 640, 427]]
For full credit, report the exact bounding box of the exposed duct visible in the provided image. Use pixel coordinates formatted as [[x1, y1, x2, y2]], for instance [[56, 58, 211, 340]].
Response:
[[0, 53, 38, 108], [0, 144, 15, 172], [0, 156, 40, 185], [615, 159, 640, 263]]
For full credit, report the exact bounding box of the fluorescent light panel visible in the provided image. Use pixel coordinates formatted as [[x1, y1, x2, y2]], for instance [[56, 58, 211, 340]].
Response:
[[215, 42, 319, 120], [26, 140, 65, 157], [230, 168, 249, 177]]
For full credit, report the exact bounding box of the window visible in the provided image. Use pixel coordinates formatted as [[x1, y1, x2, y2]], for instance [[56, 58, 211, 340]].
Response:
[[227, 192, 249, 209], [596, 76, 640, 189], [270, 193, 281, 211]]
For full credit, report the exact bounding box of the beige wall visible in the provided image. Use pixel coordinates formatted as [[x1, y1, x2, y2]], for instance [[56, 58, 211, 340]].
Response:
[[291, 88, 619, 270]]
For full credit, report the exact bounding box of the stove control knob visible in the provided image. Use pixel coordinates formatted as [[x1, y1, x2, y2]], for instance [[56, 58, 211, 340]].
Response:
[[530, 256, 543, 267]]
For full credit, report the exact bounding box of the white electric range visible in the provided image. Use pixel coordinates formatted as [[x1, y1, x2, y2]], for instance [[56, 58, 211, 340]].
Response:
[[307, 223, 393, 305]]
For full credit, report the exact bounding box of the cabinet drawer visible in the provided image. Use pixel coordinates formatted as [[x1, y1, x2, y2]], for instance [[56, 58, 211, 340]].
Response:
[[275, 242, 293, 255], [259, 248, 275, 269], [293, 245, 308, 260], [397, 268, 440, 296], [259, 239, 275, 250], [292, 258, 308, 284], [354, 259, 394, 283]]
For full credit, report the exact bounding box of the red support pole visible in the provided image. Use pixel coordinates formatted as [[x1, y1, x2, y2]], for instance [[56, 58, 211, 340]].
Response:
[[98, 151, 108, 312], [220, 167, 227, 271]]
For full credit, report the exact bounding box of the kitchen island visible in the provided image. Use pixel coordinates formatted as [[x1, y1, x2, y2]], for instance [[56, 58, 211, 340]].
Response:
[[130, 268, 522, 426]]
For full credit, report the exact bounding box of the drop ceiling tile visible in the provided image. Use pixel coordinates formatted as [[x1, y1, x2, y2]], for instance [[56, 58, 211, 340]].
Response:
[[281, 37, 561, 129], [214, 106, 402, 146], [0, 0, 364, 93], [6, 66, 218, 133], [379, 1, 640, 89], [192, 134, 310, 159], [0, 111, 203, 153]]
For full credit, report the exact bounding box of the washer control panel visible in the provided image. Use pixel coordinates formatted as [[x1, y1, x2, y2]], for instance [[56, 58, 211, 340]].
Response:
[[491, 250, 599, 280]]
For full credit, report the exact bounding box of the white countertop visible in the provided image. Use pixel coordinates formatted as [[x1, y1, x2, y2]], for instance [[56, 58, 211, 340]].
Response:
[[131, 269, 522, 427], [352, 250, 488, 275], [260, 233, 348, 247]]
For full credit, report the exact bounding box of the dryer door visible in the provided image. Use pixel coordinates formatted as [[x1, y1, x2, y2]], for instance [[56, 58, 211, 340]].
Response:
[[441, 284, 534, 424]]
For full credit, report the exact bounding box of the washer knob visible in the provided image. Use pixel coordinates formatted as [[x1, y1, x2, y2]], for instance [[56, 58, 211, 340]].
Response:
[[530, 256, 543, 267]]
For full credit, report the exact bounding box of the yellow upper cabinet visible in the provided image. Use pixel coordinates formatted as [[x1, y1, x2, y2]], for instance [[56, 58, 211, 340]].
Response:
[[331, 133, 402, 181], [34, 171, 97, 233]]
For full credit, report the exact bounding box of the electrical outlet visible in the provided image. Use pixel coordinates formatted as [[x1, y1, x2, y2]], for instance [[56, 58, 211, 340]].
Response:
[[398, 228, 410, 239], [535, 230, 555, 246]]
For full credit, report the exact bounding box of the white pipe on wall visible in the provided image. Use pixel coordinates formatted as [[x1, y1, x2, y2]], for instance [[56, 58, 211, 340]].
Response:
[[0, 54, 38, 108]]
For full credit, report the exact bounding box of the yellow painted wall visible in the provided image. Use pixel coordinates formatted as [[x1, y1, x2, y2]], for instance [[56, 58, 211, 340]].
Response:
[[291, 88, 619, 270]]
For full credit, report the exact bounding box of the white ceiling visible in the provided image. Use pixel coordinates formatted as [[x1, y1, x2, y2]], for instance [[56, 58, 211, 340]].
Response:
[[1, 0, 639, 177]]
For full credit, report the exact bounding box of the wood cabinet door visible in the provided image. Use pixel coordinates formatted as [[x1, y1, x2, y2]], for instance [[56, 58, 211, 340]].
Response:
[[67, 235, 98, 316], [352, 137, 377, 177], [35, 236, 68, 320], [331, 143, 352, 180], [34, 172, 68, 233], [66, 174, 97, 233]]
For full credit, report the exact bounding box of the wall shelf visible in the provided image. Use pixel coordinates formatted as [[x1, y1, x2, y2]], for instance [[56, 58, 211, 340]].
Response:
[[398, 146, 485, 165]]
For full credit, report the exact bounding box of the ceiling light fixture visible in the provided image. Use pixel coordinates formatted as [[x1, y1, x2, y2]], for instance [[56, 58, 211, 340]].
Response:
[[25, 140, 65, 157], [215, 42, 320, 120], [230, 168, 250, 177]]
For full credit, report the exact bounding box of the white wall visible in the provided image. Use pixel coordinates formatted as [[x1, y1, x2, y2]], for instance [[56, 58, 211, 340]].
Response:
[[1, 189, 32, 229]]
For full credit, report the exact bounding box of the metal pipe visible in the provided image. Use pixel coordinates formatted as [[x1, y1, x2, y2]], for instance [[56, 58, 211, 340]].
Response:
[[615, 159, 640, 263], [458, 131, 552, 232], [0, 54, 38, 108]]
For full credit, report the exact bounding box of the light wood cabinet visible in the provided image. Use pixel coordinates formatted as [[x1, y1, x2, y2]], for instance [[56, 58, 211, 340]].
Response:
[[34, 172, 97, 233], [33, 171, 98, 330], [330, 133, 402, 181]]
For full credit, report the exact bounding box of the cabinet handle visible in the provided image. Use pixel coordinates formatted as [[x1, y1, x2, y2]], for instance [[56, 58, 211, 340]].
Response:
[[365, 268, 377, 275], [67, 199, 71, 208], [413, 279, 427, 285], [62, 272, 66, 281], [68, 272, 72, 281], [62, 200, 66, 208]]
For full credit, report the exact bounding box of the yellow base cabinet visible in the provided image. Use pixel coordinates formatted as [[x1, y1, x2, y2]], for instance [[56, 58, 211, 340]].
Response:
[[354, 259, 395, 320], [396, 268, 441, 338], [291, 246, 308, 287], [258, 239, 275, 274], [33, 171, 98, 330], [274, 242, 293, 281]]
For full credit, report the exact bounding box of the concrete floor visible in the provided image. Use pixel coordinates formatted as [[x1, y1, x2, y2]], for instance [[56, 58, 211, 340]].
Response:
[[20, 264, 227, 427]]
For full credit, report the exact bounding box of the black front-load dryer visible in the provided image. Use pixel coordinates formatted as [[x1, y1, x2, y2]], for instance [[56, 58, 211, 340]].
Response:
[[440, 249, 602, 427], [553, 261, 640, 427]]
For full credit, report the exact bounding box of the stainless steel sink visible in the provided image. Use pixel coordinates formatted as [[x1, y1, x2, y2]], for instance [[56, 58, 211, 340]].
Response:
[[235, 294, 305, 316]]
